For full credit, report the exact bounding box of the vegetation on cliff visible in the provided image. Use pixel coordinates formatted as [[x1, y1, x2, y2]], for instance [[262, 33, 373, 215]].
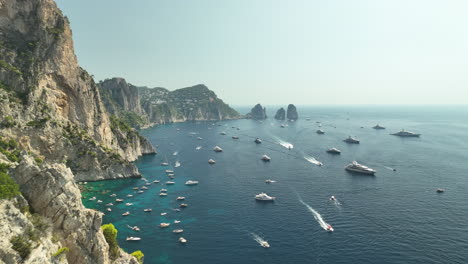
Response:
[[0, 163, 19, 200], [101, 223, 120, 260]]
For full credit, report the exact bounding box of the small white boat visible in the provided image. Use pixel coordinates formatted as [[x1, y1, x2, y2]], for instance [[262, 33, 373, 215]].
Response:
[[232, 136, 239, 139], [220, 132, 227, 135], [126, 237, 141, 241], [185, 180, 199, 186], [161, 162, 169, 166], [175, 161, 181, 167], [265, 179, 276, 183], [125, 203, 133, 206], [437, 188, 445, 193], [316, 129, 325, 134], [159, 193, 168, 196], [179, 237, 187, 243], [213, 146, 223, 152], [254, 138, 262, 144], [208, 159, 216, 164], [145, 182, 151, 186], [122, 212, 130, 216], [330, 195, 336, 201], [196, 146, 202, 150], [326, 148, 341, 154], [173, 229, 184, 234], [160, 223, 170, 228], [89, 197, 96, 201], [343, 136, 360, 144], [161, 212, 167, 216], [326, 225, 334, 232], [165, 170, 174, 174], [174, 220, 181, 224], [97, 200, 102, 203], [153, 180, 160, 183], [106, 208, 112, 212], [197, 137, 203, 140], [128, 225, 140, 231], [255, 193, 275, 201], [160, 189, 168, 192], [166, 181, 175, 185], [132, 187, 139, 190], [173, 151, 178, 156], [109, 194, 117, 197], [137, 190, 144, 194], [144, 209, 152, 212], [115, 199, 124, 202], [176, 197, 185, 200], [126, 194, 133, 197], [141, 186, 148, 190], [260, 241, 270, 248], [180, 203, 188, 208], [105, 203, 113, 206], [261, 155, 271, 162]]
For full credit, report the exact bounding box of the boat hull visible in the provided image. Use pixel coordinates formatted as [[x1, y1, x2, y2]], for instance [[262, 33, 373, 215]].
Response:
[[345, 167, 376, 175]]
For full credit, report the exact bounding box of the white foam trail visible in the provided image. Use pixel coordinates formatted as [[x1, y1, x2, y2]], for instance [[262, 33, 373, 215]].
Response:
[[304, 155, 323, 166], [250, 232, 268, 247], [299, 199, 331, 231], [274, 137, 294, 149], [384, 166, 396, 171]]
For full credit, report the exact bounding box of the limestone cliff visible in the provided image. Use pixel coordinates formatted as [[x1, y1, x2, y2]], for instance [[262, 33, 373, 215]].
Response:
[[286, 104, 298, 120], [274, 107, 286, 120], [0, 0, 150, 262], [99, 78, 241, 128], [246, 104, 267, 120]]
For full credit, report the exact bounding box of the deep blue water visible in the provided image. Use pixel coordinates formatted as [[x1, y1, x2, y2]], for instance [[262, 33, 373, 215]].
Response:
[[82, 105, 468, 264]]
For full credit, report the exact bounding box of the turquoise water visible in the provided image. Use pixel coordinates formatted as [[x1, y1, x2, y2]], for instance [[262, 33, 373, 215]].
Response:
[[82, 105, 468, 264]]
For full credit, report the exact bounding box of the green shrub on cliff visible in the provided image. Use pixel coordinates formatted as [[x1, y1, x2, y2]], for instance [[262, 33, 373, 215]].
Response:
[[52, 247, 69, 258], [131, 250, 144, 263], [0, 163, 20, 200], [10, 235, 32, 260], [101, 223, 119, 259]]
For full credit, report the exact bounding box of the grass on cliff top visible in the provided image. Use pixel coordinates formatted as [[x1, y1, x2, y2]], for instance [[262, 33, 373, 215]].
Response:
[[131, 250, 144, 264], [101, 223, 120, 260]]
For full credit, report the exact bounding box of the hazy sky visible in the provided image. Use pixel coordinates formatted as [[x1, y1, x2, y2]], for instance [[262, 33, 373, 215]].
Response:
[[56, 0, 468, 105]]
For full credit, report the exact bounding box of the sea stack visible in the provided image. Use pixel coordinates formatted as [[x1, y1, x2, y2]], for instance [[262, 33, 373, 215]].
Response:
[[247, 104, 267, 120], [286, 104, 298, 121], [274, 108, 286, 120]]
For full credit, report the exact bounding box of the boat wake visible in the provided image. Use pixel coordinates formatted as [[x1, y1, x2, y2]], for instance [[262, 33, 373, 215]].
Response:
[[384, 166, 396, 171], [304, 155, 323, 166], [250, 232, 269, 247], [299, 199, 333, 231], [274, 137, 294, 149]]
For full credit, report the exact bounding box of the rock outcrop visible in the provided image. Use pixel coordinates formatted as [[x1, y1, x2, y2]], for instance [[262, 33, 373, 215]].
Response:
[[274, 107, 286, 120], [286, 104, 298, 120], [247, 104, 267, 120], [99, 78, 240, 128]]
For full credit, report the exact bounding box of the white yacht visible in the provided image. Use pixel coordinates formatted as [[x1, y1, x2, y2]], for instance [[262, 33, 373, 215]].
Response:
[[126, 237, 141, 241], [140, 186, 148, 190], [89, 197, 96, 201], [105, 203, 113, 206], [161, 162, 169, 166], [137, 191, 144, 194], [161, 212, 167, 216], [173, 229, 184, 234], [213, 146, 223, 152], [145, 182, 151, 186], [196, 146, 202, 150], [176, 197, 185, 200], [326, 148, 341, 154], [185, 180, 199, 186], [343, 136, 360, 144], [316, 129, 325, 134], [208, 159, 216, 164], [260, 241, 270, 248], [125, 203, 133, 206], [106, 208, 112, 212], [160, 223, 170, 228], [255, 193, 276, 201], [109, 194, 117, 197], [265, 179, 276, 184], [180, 203, 188, 208], [254, 138, 262, 144], [115, 199, 124, 202], [160, 189, 168, 192], [166, 181, 175, 185], [197, 137, 203, 140], [122, 212, 130, 216], [373, 124, 386, 129], [174, 220, 181, 224], [179, 237, 187, 244], [97, 200, 102, 203], [391, 129, 421, 137], [261, 155, 271, 161], [153, 180, 160, 183], [159, 193, 168, 196], [126, 194, 133, 197], [165, 170, 174, 174], [144, 209, 152, 212], [345, 161, 376, 175]]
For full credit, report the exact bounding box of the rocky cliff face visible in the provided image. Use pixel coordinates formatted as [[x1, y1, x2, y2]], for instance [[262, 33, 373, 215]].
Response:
[[0, 0, 150, 262], [247, 104, 267, 120], [286, 104, 298, 120], [99, 78, 240, 128], [274, 107, 286, 120]]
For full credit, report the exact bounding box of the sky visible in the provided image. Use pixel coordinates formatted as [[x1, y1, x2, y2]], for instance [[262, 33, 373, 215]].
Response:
[[55, 0, 468, 105]]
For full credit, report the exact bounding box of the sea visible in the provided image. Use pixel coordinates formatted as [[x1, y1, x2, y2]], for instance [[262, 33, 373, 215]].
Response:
[[82, 105, 468, 264]]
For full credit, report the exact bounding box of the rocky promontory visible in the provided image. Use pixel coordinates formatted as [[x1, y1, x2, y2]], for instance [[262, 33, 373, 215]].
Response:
[[247, 104, 267, 120], [274, 108, 286, 120], [287, 104, 299, 120]]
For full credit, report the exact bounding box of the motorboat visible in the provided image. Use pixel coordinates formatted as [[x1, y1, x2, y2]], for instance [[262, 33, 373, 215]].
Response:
[[160, 223, 170, 228], [180, 203, 188, 208], [167, 173, 175, 177], [343, 136, 360, 144], [316, 129, 325, 134], [373, 124, 386, 129], [326, 225, 334, 232], [97, 200, 102, 203], [161, 212, 167, 216], [132, 187, 139, 190], [175, 161, 181, 168], [125, 203, 133, 206], [126, 237, 141, 241], [220, 132, 227, 135], [254, 138, 262, 144], [105, 203, 113, 206], [261, 155, 271, 162], [173, 208, 181, 212], [145, 182, 151, 186], [208, 159, 216, 164], [173, 229, 184, 234], [127, 194, 133, 197], [197, 137, 203, 140], [436, 188, 445, 193], [213, 146, 223, 152], [196, 146, 202, 150], [153, 180, 160, 183], [176, 197, 185, 200], [115, 199, 124, 202], [179, 237, 187, 244], [122, 212, 130, 216], [391, 129, 421, 137], [161, 162, 169, 166], [173, 151, 178, 156], [260, 241, 270, 248], [141, 186, 148, 190], [165, 170, 174, 174], [280, 124, 286, 128], [265, 179, 276, 183], [128, 225, 140, 231], [137, 190, 144, 194], [109, 194, 117, 197], [330, 195, 336, 201], [166, 181, 175, 185], [326, 148, 341, 154], [345, 161, 376, 175], [232, 136, 239, 139], [144, 209, 152, 212], [106, 208, 112, 212], [185, 180, 199, 186], [255, 193, 276, 201], [160, 189, 168, 192], [89, 197, 96, 201], [159, 193, 168, 196], [174, 220, 181, 224]]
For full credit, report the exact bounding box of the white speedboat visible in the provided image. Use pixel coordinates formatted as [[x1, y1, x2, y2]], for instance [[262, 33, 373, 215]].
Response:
[[343, 136, 360, 144], [185, 180, 199, 186], [153, 180, 160, 183], [176, 197, 185, 201], [126, 237, 141, 241], [180, 203, 188, 208], [115, 199, 124, 202], [436, 188, 445, 193], [106, 208, 112, 212], [159, 193, 168, 196], [128, 225, 140, 231], [161, 212, 167, 216], [208, 159, 216, 164], [254, 138, 262, 144], [326, 225, 334, 232], [141, 186, 148, 190], [125, 203, 133, 206], [345, 161, 376, 175], [261, 155, 271, 161], [373, 124, 386, 129], [160, 189, 168, 192], [316, 129, 325, 134], [137, 191, 144, 194], [174, 220, 181, 224], [166, 181, 175, 185], [161, 162, 169, 166], [197, 137, 203, 140], [165, 170, 174, 174], [97, 200, 102, 203], [326, 148, 341, 154], [89, 197, 96, 201], [391, 129, 420, 137], [255, 193, 276, 201], [265, 179, 276, 183], [126, 194, 133, 197], [179, 237, 187, 244], [160, 223, 170, 228], [145, 182, 151, 186], [173, 229, 184, 234], [144, 209, 152, 212], [109, 194, 117, 197], [173, 151, 178, 156], [330, 195, 336, 201], [196, 146, 202, 150], [122, 212, 130, 216], [260, 241, 270, 248], [213, 146, 223, 152]]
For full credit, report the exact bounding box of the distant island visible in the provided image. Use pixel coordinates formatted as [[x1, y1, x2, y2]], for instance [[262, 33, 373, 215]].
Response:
[[247, 104, 298, 121]]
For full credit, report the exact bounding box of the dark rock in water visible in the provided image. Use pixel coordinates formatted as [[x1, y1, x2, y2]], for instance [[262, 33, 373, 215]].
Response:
[[247, 104, 267, 120], [274, 108, 286, 120], [286, 104, 298, 120]]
